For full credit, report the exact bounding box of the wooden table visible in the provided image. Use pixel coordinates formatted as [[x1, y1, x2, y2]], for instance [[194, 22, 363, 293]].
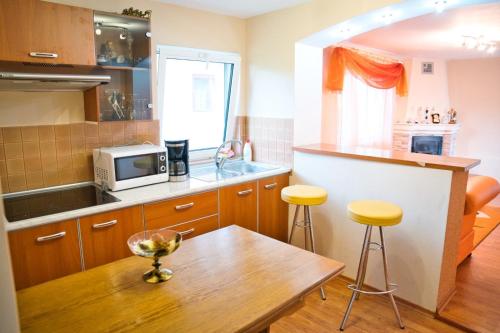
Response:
[[17, 225, 344, 333]]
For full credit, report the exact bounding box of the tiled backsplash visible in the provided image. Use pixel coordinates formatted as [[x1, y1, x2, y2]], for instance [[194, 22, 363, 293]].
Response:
[[236, 116, 294, 167], [0, 120, 159, 193]]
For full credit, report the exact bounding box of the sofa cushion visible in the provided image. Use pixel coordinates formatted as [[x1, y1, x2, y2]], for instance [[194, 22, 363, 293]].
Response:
[[464, 176, 500, 215]]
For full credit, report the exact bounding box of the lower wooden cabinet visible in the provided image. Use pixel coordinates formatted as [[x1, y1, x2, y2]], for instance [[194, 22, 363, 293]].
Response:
[[144, 191, 218, 230], [8, 220, 81, 290], [220, 181, 258, 231], [258, 174, 290, 242], [169, 215, 219, 240], [79, 206, 143, 269]]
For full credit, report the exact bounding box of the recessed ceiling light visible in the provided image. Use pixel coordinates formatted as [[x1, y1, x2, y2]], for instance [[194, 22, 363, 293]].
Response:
[[487, 44, 497, 54], [434, 0, 448, 13]]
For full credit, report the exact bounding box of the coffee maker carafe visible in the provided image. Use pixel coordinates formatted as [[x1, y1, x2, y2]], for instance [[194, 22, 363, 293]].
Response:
[[165, 139, 189, 182]]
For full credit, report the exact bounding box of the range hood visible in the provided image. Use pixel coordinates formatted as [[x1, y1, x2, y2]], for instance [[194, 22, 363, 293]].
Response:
[[0, 62, 111, 92]]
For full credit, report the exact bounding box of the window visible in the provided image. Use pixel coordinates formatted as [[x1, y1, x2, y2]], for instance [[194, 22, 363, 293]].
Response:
[[338, 70, 395, 149], [157, 46, 240, 159]]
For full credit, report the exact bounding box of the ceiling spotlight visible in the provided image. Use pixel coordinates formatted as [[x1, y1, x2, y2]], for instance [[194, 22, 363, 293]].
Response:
[[487, 44, 497, 54], [434, 0, 448, 13], [463, 37, 477, 49], [119, 29, 127, 40], [381, 13, 394, 25], [95, 23, 102, 36]]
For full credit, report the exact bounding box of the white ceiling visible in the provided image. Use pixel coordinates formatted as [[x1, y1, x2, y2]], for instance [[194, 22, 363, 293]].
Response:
[[156, 0, 310, 18], [348, 3, 500, 59]]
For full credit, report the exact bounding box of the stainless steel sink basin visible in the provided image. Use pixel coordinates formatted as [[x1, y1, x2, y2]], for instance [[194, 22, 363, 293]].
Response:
[[191, 161, 278, 182]]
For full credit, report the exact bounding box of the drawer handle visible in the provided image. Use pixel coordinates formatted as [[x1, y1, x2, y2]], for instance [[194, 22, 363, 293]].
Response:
[[179, 228, 195, 236], [92, 220, 117, 229], [264, 183, 277, 190], [29, 52, 58, 59], [36, 231, 66, 242], [237, 189, 253, 196], [175, 202, 195, 211]]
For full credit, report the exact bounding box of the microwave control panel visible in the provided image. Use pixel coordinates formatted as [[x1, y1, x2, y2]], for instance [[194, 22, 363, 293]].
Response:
[[159, 152, 167, 173]]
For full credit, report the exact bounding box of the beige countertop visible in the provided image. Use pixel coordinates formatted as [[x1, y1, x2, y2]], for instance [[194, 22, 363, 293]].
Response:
[[294, 143, 480, 172], [4, 163, 291, 232]]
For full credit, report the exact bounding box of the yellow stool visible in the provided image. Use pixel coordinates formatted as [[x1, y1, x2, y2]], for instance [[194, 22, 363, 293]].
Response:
[[281, 185, 328, 300], [340, 200, 405, 331]]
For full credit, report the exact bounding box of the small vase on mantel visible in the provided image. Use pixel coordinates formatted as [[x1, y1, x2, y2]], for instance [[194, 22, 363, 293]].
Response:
[[448, 108, 457, 124]]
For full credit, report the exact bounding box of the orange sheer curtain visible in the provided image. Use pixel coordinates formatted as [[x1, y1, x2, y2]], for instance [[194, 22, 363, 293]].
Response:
[[325, 47, 408, 96]]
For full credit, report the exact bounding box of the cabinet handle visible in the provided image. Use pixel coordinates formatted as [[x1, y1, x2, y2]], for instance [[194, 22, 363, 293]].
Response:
[[92, 220, 117, 229], [36, 231, 66, 242], [264, 183, 277, 190], [175, 202, 194, 211], [29, 52, 58, 59], [237, 189, 253, 196], [179, 228, 195, 236]]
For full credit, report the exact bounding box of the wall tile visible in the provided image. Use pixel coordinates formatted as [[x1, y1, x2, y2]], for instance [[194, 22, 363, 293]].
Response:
[[8, 174, 27, 192], [70, 123, 85, 139], [0, 161, 7, 178], [24, 157, 42, 173], [26, 171, 44, 190], [85, 122, 98, 138], [3, 128, 22, 143], [21, 127, 39, 142], [55, 124, 71, 141], [42, 170, 60, 187], [4, 143, 23, 159], [57, 156, 72, 171], [56, 140, 71, 157], [6, 159, 25, 175], [38, 125, 55, 142], [39, 141, 56, 158], [0, 145, 5, 161], [1, 177, 8, 192], [22, 142, 40, 159]]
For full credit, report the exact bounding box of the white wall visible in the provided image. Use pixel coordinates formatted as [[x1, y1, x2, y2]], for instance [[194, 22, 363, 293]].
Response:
[[448, 57, 500, 180], [292, 151, 453, 310], [401, 58, 451, 123]]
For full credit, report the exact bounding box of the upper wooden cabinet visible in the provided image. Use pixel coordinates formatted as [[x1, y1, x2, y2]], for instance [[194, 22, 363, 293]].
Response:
[[0, 0, 95, 65], [220, 181, 258, 231], [8, 219, 82, 290], [79, 206, 143, 269], [258, 174, 290, 242]]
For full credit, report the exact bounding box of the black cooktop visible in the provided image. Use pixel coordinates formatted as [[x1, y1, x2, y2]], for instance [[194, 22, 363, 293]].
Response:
[[4, 184, 120, 222]]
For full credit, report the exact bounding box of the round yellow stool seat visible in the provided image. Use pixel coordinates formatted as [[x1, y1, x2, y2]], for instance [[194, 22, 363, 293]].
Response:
[[348, 200, 402, 227], [281, 185, 328, 206]]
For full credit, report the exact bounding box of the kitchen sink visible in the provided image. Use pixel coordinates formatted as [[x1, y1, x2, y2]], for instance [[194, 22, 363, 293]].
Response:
[[191, 161, 278, 182]]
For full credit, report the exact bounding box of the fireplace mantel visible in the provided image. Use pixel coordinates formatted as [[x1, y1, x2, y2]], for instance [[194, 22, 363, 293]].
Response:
[[392, 123, 461, 156]]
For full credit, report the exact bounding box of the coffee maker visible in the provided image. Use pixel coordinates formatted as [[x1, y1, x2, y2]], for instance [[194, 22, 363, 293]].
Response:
[[165, 139, 189, 182]]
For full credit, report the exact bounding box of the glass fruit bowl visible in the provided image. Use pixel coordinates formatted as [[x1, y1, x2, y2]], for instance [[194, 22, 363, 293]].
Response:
[[127, 228, 182, 284]]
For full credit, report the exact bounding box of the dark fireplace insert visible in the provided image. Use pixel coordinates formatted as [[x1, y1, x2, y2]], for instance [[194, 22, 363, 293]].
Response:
[[411, 135, 443, 155]]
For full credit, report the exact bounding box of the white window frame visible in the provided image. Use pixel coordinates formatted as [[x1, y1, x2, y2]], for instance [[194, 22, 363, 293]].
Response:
[[157, 45, 241, 163]]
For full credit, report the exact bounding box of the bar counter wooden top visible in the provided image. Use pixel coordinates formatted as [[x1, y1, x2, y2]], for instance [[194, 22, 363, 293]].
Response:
[[294, 143, 480, 171], [17, 225, 344, 333]]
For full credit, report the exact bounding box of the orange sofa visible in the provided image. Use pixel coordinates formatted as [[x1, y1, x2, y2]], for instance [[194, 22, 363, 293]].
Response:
[[456, 175, 500, 265]]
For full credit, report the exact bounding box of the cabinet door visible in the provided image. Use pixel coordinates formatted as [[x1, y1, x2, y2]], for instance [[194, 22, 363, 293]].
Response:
[[0, 0, 95, 65], [79, 206, 143, 269], [258, 174, 290, 242], [8, 220, 81, 290], [144, 191, 218, 230], [220, 181, 258, 231]]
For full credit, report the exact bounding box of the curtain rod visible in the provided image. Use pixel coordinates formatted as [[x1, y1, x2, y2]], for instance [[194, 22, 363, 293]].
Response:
[[337, 43, 404, 64]]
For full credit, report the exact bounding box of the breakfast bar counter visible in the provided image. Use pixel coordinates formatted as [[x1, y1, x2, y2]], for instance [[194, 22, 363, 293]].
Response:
[[16, 226, 344, 333], [291, 144, 480, 313], [294, 143, 480, 171]]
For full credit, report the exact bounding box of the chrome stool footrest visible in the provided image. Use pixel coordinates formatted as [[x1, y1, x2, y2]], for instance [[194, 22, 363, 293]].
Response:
[[368, 241, 382, 251], [293, 220, 310, 229], [347, 282, 398, 295]]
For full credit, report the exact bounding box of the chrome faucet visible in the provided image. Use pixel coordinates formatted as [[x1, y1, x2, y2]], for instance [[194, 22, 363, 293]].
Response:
[[214, 139, 242, 170]]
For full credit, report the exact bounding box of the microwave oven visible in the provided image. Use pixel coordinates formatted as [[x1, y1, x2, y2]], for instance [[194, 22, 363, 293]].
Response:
[[93, 144, 168, 191]]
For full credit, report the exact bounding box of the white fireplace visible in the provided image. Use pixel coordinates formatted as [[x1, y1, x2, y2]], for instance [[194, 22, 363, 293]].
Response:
[[392, 123, 461, 156]]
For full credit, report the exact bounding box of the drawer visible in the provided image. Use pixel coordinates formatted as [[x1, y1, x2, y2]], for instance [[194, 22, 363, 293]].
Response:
[[170, 215, 219, 240], [144, 190, 218, 229]]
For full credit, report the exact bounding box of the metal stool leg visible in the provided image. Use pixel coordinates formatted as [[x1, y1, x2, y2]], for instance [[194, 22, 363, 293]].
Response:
[[305, 206, 326, 300], [355, 227, 372, 301], [340, 225, 372, 331], [379, 227, 405, 329], [288, 205, 300, 244]]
